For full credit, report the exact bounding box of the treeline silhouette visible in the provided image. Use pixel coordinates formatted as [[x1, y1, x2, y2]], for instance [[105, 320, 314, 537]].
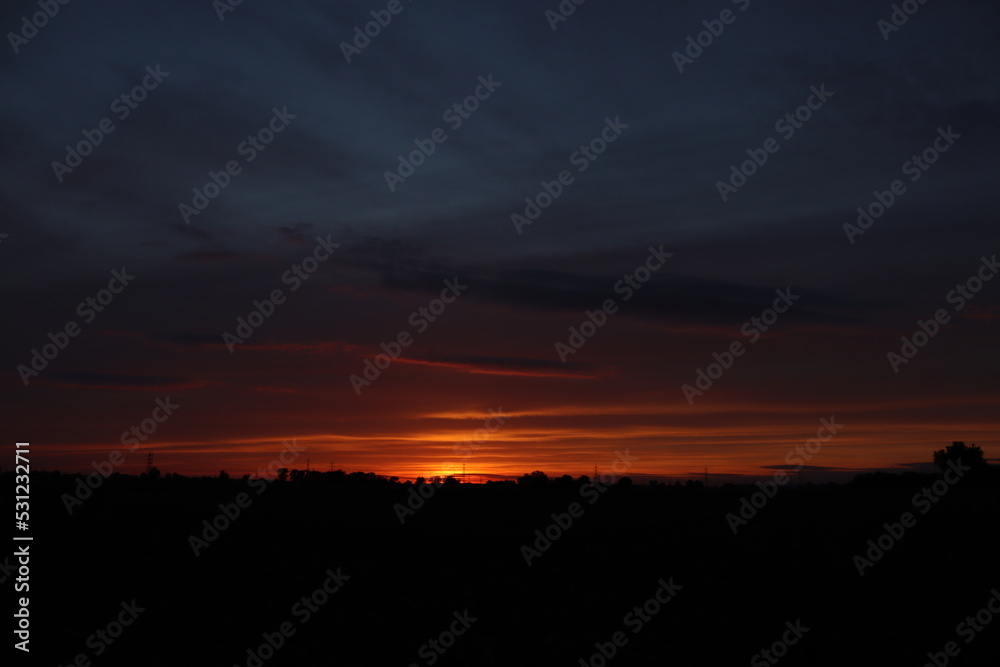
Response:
[[852, 441, 997, 487], [22, 440, 996, 488]]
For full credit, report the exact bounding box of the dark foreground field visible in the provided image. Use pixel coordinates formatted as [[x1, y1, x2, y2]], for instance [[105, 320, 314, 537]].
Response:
[[13, 471, 1000, 666]]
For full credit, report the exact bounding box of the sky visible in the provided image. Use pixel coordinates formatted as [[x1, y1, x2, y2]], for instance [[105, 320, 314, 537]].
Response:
[[3, 0, 998, 483]]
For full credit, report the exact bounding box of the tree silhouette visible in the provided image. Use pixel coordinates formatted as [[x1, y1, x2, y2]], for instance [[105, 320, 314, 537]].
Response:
[[517, 470, 549, 486], [933, 441, 986, 471]]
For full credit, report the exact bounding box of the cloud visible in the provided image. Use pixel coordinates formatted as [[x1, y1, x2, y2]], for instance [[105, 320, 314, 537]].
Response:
[[394, 354, 599, 379]]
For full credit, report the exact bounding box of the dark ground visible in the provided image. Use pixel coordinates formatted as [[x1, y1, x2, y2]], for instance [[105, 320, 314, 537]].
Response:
[[10, 470, 1000, 666]]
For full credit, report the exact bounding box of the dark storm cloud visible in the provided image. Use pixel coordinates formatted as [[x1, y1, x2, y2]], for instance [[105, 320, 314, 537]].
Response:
[[297, 235, 878, 327]]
